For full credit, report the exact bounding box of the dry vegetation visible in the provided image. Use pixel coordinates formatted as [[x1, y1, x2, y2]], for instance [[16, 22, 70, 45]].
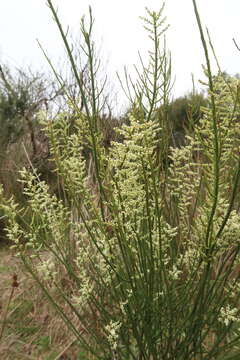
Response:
[[0, 245, 92, 360]]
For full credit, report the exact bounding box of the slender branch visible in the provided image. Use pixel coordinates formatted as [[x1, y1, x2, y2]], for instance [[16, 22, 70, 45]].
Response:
[[192, 0, 219, 250]]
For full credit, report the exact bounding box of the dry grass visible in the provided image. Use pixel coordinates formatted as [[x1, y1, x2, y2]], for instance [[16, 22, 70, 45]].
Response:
[[0, 245, 93, 360]]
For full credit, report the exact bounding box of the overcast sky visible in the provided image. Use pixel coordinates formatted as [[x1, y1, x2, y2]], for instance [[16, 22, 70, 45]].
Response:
[[0, 0, 240, 110]]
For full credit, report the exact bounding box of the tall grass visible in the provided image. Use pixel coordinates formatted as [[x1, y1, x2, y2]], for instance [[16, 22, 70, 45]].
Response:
[[1, 1, 240, 359]]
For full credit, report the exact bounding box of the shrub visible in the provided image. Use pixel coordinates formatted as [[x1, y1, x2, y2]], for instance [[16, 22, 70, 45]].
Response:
[[1, 1, 240, 359], [0, 65, 55, 202], [166, 92, 208, 143]]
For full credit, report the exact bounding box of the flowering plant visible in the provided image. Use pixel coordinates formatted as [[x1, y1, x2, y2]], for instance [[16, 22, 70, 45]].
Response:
[[1, 1, 240, 359]]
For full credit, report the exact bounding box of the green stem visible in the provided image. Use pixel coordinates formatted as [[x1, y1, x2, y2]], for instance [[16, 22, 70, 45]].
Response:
[[192, 0, 219, 250]]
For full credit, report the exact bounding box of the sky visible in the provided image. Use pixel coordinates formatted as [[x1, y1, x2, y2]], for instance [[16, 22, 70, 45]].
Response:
[[0, 0, 240, 111]]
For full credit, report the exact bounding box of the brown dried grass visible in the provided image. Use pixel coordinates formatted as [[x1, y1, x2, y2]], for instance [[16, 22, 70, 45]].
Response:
[[0, 247, 92, 360]]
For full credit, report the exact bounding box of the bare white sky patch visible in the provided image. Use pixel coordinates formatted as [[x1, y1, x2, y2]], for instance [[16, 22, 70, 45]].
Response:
[[0, 0, 239, 109]]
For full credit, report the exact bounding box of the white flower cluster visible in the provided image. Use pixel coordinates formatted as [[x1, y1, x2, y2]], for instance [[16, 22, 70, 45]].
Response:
[[109, 115, 160, 223], [72, 276, 94, 307], [218, 304, 240, 327], [105, 320, 122, 350], [168, 264, 182, 280], [196, 75, 240, 191], [36, 257, 57, 282], [0, 185, 24, 249], [17, 168, 71, 254]]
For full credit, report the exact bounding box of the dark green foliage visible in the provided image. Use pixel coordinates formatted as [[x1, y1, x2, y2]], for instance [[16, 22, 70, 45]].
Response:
[[0, 67, 57, 234], [168, 92, 208, 134], [0, 65, 49, 151]]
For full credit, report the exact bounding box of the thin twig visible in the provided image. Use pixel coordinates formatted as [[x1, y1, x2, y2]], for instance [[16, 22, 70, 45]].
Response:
[[233, 38, 240, 52], [0, 274, 19, 341]]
